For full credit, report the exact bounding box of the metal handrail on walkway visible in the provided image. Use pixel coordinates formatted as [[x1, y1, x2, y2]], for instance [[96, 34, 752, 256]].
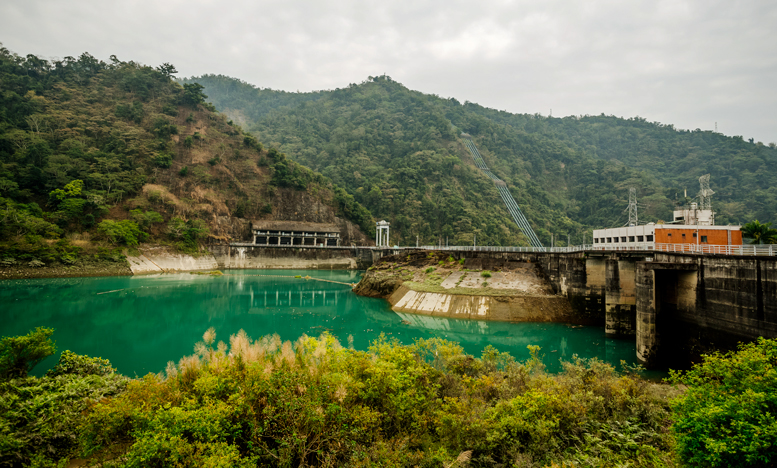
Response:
[[227, 242, 775, 257]]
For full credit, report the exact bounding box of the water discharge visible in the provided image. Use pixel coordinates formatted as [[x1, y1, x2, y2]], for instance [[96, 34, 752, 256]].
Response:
[[1, 269, 641, 376]]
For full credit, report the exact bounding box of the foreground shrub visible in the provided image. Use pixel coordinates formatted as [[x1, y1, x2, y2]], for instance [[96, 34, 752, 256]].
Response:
[[671, 337, 777, 467], [0, 327, 55, 379], [1, 327, 681, 467], [77, 331, 679, 467], [0, 333, 127, 467]]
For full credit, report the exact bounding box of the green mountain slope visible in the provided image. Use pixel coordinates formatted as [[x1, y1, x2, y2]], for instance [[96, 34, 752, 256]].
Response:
[[185, 74, 777, 246], [0, 46, 373, 269]]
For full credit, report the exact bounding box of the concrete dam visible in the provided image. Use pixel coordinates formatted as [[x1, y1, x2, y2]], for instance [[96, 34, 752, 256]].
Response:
[[203, 244, 776, 369]]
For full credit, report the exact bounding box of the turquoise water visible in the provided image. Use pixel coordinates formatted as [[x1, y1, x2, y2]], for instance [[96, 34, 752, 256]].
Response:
[[0, 270, 640, 376]]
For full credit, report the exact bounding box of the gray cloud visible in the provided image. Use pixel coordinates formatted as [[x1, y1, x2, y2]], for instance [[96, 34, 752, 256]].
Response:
[[2, 0, 775, 143]]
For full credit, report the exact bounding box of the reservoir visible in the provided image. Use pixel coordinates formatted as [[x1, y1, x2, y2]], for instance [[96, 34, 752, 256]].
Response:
[[1, 269, 640, 376]]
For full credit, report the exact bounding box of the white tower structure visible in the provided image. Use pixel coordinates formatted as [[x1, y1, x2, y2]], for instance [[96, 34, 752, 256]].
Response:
[[671, 174, 716, 226], [376, 220, 390, 247], [699, 174, 715, 211], [627, 187, 638, 226]]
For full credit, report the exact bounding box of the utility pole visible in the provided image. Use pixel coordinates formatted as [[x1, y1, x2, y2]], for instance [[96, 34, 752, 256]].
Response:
[[628, 187, 638, 226], [416, 235, 419, 248]]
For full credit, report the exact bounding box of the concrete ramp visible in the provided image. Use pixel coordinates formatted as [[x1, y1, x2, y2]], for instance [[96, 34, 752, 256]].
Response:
[[388, 285, 573, 322], [126, 247, 219, 274]]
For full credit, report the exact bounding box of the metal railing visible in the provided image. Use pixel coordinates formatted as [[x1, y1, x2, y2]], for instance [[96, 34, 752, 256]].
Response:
[[653, 243, 776, 256], [227, 242, 776, 257]]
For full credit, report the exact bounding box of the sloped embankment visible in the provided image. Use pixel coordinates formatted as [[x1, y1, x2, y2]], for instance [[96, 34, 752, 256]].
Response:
[[354, 251, 577, 323]]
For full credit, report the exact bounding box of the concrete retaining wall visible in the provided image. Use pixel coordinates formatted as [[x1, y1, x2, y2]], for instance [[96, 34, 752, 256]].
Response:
[[126, 247, 219, 274]]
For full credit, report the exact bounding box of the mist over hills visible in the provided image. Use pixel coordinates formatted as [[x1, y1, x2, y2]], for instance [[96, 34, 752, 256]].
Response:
[[184, 74, 777, 247]]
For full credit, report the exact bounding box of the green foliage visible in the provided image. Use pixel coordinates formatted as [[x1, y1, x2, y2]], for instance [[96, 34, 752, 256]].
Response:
[[167, 217, 209, 251], [129, 209, 163, 229], [153, 152, 173, 168], [480, 270, 492, 278], [242, 134, 263, 152], [0, 339, 127, 467], [181, 82, 208, 107], [425, 266, 435, 273], [70, 331, 678, 467], [47, 350, 115, 377], [161, 103, 178, 117], [741, 220, 777, 244], [97, 219, 146, 246], [0, 197, 61, 239], [48, 179, 83, 201], [671, 337, 777, 467], [189, 74, 777, 246], [115, 101, 144, 123], [151, 116, 178, 139], [0, 327, 56, 379]]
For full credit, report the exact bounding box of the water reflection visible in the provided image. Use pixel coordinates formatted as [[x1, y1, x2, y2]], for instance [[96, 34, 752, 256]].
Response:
[[0, 270, 639, 376]]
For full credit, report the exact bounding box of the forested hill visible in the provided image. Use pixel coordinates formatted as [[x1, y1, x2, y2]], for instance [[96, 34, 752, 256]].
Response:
[[185, 74, 777, 247], [0, 46, 373, 267]]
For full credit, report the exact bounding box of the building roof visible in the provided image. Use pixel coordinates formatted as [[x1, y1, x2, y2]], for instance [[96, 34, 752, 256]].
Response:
[[251, 221, 340, 233]]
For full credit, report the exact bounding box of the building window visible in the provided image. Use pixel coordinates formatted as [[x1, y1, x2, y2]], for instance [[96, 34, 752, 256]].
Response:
[[629, 236, 635, 242], [637, 235, 644, 242], [613, 237, 619, 243], [621, 237, 627, 242], [668, 233, 672, 237], [646, 235, 653, 241], [594, 238, 599, 243], [701, 235, 708, 243], [607, 237, 612, 243], [692, 232, 697, 238]]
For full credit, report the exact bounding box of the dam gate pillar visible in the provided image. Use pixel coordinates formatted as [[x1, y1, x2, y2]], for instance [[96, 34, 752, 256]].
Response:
[[605, 257, 638, 337], [636, 262, 698, 368]]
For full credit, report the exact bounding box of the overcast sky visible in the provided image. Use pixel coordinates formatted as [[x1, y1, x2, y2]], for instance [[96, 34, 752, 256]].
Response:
[[2, 0, 775, 144]]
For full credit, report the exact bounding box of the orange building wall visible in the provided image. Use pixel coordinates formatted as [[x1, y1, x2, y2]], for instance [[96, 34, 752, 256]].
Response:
[[655, 228, 742, 245]]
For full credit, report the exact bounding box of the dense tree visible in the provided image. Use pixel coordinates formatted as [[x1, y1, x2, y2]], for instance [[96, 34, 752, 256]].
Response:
[[0, 327, 56, 379], [0, 45, 374, 266], [185, 74, 777, 246], [741, 220, 777, 244]]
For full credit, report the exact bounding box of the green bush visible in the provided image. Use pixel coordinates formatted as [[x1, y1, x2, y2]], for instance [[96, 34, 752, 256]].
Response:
[[425, 266, 435, 273], [47, 350, 115, 377], [168, 217, 209, 252], [0, 327, 56, 379], [129, 209, 163, 229], [153, 152, 173, 168], [671, 337, 777, 467], [0, 329, 127, 467], [97, 219, 146, 246], [480, 270, 492, 278]]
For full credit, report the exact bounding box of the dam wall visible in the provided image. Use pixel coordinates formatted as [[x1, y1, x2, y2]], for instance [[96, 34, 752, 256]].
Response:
[[359, 248, 777, 368], [206, 244, 777, 368]]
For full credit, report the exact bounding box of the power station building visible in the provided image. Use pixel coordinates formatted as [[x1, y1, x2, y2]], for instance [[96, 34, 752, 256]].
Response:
[[250, 221, 341, 247], [593, 203, 742, 250]]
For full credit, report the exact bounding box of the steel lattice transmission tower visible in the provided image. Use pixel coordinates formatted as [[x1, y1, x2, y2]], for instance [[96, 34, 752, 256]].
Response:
[[699, 174, 715, 210], [627, 187, 638, 226]]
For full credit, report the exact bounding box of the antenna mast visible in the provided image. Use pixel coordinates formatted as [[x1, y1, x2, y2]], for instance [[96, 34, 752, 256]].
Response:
[[698, 174, 714, 210], [627, 187, 638, 226]]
